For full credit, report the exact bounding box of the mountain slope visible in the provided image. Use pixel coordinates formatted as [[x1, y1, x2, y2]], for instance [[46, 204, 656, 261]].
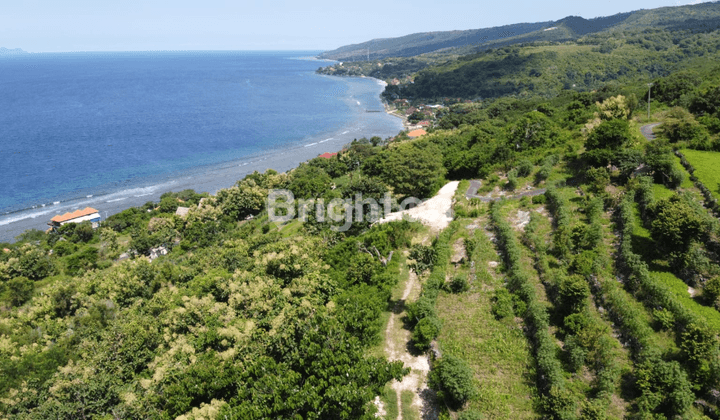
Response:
[[318, 2, 720, 61]]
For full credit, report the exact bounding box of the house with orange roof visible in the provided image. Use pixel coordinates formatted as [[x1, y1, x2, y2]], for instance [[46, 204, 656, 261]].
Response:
[[318, 152, 338, 159], [407, 129, 427, 138], [49, 207, 101, 228]]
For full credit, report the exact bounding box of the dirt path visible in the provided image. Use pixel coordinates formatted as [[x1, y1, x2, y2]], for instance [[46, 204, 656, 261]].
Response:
[[377, 181, 459, 233], [383, 261, 436, 420]]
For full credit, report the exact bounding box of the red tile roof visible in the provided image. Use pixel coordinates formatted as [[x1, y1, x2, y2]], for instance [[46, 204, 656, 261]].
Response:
[[51, 207, 99, 223], [318, 152, 338, 159]]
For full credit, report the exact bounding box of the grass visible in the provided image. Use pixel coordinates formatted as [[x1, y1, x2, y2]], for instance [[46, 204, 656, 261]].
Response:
[[366, 253, 410, 360], [651, 183, 675, 201], [400, 390, 419, 420], [380, 385, 399, 420], [651, 271, 720, 332], [680, 149, 720, 199], [629, 203, 720, 332], [435, 218, 537, 419]]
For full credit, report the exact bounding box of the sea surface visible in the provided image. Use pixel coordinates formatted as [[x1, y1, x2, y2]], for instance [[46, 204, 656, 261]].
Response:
[[0, 51, 402, 242]]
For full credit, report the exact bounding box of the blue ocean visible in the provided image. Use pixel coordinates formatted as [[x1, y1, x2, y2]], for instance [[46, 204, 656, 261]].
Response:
[[0, 51, 402, 241]]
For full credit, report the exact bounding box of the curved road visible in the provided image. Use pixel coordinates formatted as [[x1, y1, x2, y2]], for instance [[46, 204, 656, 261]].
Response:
[[640, 122, 662, 141]]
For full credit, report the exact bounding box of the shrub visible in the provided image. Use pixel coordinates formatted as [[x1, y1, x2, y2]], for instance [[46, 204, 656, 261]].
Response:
[[565, 336, 587, 373], [586, 119, 632, 150], [486, 173, 500, 186], [409, 244, 437, 274], [532, 194, 547, 205], [558, 275, 590, 317], [652, 308, 675, 331], [4, 276, 33, 307], [448, 275, 470, 293], [429, 354, 477, 409], [516, 159, 534, 177], [506, 169, 519, 191], [458, 410, 483, 420], [412, 316, 442, 350], [586, 167, 610, 194], [491, 288, 515, 320], [703, 276, 720, 305]]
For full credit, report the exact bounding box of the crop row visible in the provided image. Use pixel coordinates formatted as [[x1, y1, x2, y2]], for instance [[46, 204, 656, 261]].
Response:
[[539, 190, 622, 416], [676, 150, 720, 217], [489, 201, 576, 419], [616, 192, 710, 416], [406, 223, 458, 351]]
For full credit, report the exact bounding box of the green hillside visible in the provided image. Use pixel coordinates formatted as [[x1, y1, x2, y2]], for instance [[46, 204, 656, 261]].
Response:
[[318, 2, 720, 62], [384, 27, 720, 101], [4, 3, 720, 419]]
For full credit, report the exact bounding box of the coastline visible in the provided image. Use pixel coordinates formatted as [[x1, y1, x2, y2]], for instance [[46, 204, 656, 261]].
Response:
[[0, 74, 403, 243]]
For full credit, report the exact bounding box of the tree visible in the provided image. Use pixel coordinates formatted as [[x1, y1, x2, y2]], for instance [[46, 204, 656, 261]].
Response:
[[287, 163, 332, 200], [649, 195, 707, 263], [507, 111, 558, 151], [215, 183, 265, 220], [595, 95, 634, 120], [645, 139, 685, 188], [586, 167, 610, 194], [429, 354, 477, 409], [65, 246, 99, 276], [4, 276, 33, 307], [690, 85, 720, 117], [651, 73, 699, 107], [658, 107, 710, 145], [557, 275, 590, 317], [15, 245, 54, 280], [363, 139, 445, 198], [585, 119, 632, 150]]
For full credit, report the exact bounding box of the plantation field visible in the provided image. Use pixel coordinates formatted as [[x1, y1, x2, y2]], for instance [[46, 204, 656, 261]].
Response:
[[435, 221, 537, 419], [652, 271, 720, 332], [680, 149, 720, 200]]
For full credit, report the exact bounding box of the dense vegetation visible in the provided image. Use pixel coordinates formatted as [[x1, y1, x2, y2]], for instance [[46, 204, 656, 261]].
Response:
[[4, 4, 720, 419], [317, 2, 720, 62]]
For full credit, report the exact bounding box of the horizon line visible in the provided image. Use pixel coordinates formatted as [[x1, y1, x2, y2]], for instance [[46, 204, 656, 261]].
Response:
[[4, 48, 329, 54]]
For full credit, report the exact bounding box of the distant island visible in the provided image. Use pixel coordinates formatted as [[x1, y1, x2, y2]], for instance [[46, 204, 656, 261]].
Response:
[[0, 47, 28, 55]]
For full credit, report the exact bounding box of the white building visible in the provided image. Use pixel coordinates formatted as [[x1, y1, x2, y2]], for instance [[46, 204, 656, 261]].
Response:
[[49, 207, 101, 228]]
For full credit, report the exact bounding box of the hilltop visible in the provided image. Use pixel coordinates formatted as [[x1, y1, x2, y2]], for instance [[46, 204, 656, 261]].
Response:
[[317, 2, 720, 61]]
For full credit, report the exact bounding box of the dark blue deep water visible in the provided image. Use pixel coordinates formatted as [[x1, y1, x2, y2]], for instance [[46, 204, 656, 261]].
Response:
[[0, 51, 402, 240]]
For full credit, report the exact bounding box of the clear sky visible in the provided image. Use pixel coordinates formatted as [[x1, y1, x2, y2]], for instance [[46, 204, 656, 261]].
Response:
[[0, 0, 711, 52]]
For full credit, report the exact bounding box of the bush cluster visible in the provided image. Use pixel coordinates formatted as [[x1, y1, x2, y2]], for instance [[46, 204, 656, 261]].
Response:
[[616, 192, 712, 416], [490, 201, 575, 419], [407, 223, 458, 350], [529, 192, 620, 416]]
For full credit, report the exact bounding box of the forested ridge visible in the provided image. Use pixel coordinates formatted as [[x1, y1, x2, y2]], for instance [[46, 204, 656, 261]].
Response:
[[5, 5, 720, 419]]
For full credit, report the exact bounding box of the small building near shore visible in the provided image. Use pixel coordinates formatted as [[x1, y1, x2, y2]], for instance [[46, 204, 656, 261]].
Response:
[[318, 152, 338, 159], [49, 207, 101, 228]]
